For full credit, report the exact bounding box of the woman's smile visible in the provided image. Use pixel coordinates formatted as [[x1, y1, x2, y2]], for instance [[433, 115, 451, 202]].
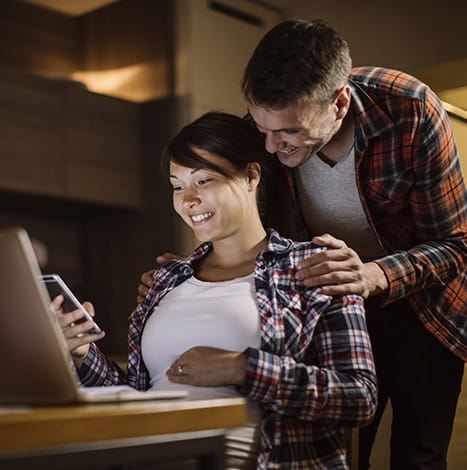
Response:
[[190, 212, 215, 224]]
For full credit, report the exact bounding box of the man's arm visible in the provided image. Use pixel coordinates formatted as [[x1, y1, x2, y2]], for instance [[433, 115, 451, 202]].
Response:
[[296, 90, 466, 302], [370, 90, 467, 302]]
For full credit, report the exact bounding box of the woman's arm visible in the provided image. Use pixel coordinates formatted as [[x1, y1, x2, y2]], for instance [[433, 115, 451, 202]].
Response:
[[78, 343, 127, 386], [51, 294, 126, 386], [240, 294, 377, 427]]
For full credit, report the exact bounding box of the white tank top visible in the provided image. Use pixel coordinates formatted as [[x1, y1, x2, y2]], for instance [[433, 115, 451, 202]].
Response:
[[141, 272, 261, 400]]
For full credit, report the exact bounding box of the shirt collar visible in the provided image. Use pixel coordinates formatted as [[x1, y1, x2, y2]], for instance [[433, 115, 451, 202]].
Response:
[[264, 228, 294, 254], [348, 79, 395, 153], [166, 229, 294, 276]]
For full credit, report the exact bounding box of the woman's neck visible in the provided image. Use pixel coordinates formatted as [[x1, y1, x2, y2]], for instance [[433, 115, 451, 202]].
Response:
[[196, 225, 268, 282]]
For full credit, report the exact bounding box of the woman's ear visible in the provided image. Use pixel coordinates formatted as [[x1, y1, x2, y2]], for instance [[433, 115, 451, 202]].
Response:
[[246, 162, 262, 191]]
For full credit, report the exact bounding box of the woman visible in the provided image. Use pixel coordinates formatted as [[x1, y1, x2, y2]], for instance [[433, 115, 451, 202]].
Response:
[[57, 112, 377, 469]]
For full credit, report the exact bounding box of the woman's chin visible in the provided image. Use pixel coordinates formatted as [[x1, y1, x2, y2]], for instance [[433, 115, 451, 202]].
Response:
[[193, 229, 215, 243]]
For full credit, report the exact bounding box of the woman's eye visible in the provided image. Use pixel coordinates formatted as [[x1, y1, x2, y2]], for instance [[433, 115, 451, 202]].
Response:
[[172, 185, 183, 192], [197, 178, 212, 186]]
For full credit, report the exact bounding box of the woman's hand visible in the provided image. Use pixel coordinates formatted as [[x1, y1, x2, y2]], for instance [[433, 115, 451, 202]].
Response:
[[167, 346, 247, 387], [295, 233, 388, 298], [51, 295, 104, 368]]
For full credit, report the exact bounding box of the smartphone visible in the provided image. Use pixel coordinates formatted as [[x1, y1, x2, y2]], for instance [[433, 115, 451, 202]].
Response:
[[41, 274, 101, 335]]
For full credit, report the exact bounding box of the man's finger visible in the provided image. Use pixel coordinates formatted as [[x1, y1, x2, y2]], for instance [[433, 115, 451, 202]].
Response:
[[156, 253, 177, 265], [312, 233, 347, 249], [141, 270, 155, 287], [137, 282, 149, 296]]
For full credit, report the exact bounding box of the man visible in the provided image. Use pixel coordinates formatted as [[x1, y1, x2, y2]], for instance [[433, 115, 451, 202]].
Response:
[[139, 19, 466, 470]]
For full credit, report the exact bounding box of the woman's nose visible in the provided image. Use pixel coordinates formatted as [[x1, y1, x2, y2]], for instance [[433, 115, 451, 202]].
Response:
[[182, 187, 200, 207]]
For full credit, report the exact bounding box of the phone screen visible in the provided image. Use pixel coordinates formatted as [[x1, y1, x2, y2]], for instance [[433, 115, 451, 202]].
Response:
[[41, 274, 101, 335]]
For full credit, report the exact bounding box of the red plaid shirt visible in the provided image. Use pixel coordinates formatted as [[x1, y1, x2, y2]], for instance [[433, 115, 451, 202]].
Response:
[[292, 67, 467, 361]]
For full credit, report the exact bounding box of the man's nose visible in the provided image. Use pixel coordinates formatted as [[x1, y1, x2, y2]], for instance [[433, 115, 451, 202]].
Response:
[[264, 132, 282, 153]]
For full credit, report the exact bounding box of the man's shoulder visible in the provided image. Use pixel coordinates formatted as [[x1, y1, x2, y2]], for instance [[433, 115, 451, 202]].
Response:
[[350, 66, 429, 101]]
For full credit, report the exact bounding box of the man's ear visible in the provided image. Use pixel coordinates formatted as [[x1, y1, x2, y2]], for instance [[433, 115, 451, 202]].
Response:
[[246, 162, 262, 190], [335, 86, 351, 120]]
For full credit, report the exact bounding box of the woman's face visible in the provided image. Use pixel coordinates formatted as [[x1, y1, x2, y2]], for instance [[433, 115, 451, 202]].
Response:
[[169, 149, 259, 243]]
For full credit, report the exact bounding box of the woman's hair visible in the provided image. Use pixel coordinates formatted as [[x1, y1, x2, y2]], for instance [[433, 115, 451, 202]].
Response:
[[242, 19, 352, 109], [162, 112, 297, 237], [162, 112, 270, 178]]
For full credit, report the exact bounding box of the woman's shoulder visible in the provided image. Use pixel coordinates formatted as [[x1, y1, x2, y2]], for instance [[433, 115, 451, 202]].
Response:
[[266, 229, 328, 265], [156, 242, 213, 278]]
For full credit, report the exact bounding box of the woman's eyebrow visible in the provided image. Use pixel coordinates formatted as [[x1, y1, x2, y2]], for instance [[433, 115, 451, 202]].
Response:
[[169, 167, 205, 179]]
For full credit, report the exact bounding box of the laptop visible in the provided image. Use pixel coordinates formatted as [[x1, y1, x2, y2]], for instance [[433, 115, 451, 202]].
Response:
[[0, 226, 186, 405]]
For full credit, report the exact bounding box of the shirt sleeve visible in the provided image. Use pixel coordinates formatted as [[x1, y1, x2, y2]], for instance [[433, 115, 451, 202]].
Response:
[[78, 342, 127, 386], [375, 89, 467, 303], [78, 300, 148, 387], [240, 294, 377, 427]]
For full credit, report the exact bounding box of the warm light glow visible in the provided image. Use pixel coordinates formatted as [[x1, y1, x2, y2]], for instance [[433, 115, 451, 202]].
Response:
[[71, 61, 169, 103], [440, 87, 467, 111], [22, 0, 119, 17]]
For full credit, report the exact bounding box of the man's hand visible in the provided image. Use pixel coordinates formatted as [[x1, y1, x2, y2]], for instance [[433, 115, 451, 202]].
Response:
[[51, 295, 104, 369], [166, 347, 247, 387], [136, 253, 178, 303], [296, 233, 388, 298]]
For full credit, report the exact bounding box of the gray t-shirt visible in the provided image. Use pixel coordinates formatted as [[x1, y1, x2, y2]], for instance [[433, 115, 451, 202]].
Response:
[[295, 147, 384, 261]]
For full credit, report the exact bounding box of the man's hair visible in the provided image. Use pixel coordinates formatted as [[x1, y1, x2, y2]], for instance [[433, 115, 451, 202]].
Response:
[[242, 19, 352, 109]]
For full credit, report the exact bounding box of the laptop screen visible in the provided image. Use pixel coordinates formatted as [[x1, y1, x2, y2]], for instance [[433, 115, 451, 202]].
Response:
[[0, 227, 79, 404]]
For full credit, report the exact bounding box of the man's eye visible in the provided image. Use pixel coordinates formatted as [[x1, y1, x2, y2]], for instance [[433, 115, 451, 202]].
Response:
[[172, 185, 183, 192], [283, 129, 299, 135]]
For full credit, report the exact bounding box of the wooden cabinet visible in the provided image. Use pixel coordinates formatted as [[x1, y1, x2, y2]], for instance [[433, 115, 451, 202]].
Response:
[[0, 66, 141, 208]]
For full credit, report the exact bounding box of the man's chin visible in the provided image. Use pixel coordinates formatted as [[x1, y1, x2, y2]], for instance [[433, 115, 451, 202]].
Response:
[[276, 148, 310, 168]]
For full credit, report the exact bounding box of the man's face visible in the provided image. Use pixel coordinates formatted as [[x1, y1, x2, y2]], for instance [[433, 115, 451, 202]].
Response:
[[248, 101, 342, 168]]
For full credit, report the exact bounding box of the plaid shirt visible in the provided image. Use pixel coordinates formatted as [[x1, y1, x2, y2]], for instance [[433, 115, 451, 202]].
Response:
[[80, 230, 377, 469], [291, 67, 467, 361]]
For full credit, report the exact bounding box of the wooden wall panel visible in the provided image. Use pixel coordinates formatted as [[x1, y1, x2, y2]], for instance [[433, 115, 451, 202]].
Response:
[[0, 0, 176, 357], [0, 211, 84, 295], [79, 0, 171, 71], [0, 66, 65, 197], [0, 0, 79, 76], [65, 87, 142, 207]]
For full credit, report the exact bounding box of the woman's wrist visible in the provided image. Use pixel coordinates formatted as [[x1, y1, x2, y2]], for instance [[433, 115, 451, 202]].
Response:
[[232, 352, 248, 385]]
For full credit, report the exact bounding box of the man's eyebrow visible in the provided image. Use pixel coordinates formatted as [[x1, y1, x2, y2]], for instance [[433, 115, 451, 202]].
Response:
[[248, 117, 301, 133], [257, 123, 302, 133]]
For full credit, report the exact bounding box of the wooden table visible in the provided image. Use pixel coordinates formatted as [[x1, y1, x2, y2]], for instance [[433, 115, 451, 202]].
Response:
[[0, 397, 246, 469]]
